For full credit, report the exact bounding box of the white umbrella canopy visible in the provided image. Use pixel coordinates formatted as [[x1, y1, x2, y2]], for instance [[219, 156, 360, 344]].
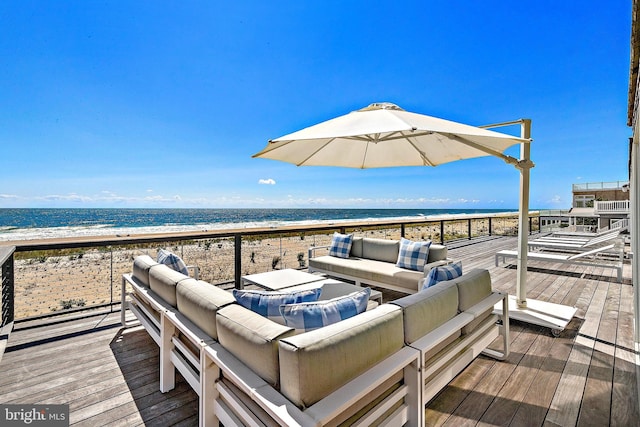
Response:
[[254, 103, 577, 333], [253, 102, 528, 168]]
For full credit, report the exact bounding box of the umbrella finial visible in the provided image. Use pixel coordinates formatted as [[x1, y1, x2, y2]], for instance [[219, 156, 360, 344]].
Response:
[[358, 102, 404, 112]]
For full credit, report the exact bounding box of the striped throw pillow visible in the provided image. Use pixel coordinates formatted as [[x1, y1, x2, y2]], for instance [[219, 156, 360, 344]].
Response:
[[396, 238, 431, 271], [329, 232, 354, 259], [157, 249, 189, 276], [422, 261, 463, 289], [279, 287, 370, 332], [232, 288, 322, 322]]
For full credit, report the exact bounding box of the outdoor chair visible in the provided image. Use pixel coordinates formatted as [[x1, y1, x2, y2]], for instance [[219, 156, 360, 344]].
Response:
[[495, 241, 624, 283]]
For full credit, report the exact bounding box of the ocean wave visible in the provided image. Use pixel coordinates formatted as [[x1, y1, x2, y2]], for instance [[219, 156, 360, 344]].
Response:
[[0, 211, 518, 242]]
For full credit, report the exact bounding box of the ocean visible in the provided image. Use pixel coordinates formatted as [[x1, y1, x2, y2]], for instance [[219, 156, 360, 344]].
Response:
[[0, 208, 517, 241]]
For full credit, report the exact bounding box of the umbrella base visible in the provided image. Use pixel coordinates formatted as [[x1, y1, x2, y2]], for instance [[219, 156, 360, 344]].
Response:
[[494, 295, 577, 337]]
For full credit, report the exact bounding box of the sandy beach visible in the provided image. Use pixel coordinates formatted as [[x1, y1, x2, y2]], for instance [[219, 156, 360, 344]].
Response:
[[12, 216, 522, 319]]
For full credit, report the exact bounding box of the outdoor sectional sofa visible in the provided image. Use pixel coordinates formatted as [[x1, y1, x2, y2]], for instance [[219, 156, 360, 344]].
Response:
[[121, 254, 509, 426], [308, 236, 451, 293]]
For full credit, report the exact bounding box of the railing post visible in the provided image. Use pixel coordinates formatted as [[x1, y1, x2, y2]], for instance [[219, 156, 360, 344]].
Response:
[[468, 219, 472, 240], [110, 246, 114, 313], [440, 221, 445, 245], [401, 224, 406, 238], [489, 217, 493, 236], [234, 234, 242, 289]]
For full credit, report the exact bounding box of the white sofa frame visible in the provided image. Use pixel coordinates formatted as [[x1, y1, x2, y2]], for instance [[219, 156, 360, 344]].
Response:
[[307, 245, 451, 294], [122, 271, 510, 426]]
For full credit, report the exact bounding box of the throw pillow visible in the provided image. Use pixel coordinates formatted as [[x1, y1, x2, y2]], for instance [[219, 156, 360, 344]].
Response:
[[328, 232, 354, 259], [396, 238, 431, 271], [157, 249, 189, 275], [232, 288, 322, 322], [422, 261, 463, 289], [279, 287, 370, 332]]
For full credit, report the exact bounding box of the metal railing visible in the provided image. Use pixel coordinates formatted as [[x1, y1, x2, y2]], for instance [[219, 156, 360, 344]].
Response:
[[595, 200, 631, 213], [572, 181, 630, 191], [1, 246, 14, 331], [3, 212, 537, 322]]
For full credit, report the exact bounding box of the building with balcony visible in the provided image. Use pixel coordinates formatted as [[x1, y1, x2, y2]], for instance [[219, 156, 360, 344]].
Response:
[[539, 181, 630, 233], [565, 181, 630, 233]]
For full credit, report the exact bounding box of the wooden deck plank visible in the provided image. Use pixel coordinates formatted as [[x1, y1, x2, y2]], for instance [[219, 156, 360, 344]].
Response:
[[441, 324, 543, 426], [544, 280, 609, 426], [476, 324, 556, 426], [0, 235, 635, 427], [509, 325, 577, 426]]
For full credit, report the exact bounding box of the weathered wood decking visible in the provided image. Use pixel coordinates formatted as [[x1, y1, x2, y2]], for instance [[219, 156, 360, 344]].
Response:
[[0, 236, 637, 426]]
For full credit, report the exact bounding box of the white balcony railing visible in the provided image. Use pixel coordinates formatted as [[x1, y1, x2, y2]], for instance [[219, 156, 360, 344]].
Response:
[[595, 200, 630, 214]]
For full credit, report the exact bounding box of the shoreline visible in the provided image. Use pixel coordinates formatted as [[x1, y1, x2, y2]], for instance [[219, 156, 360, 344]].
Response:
[[9, 212, 526, 318], [1, 210, 529, 246]]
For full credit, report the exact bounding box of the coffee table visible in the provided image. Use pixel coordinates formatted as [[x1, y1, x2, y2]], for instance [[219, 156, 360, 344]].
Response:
[[240, 269, 325, 291], [241, 269, 383, 305]]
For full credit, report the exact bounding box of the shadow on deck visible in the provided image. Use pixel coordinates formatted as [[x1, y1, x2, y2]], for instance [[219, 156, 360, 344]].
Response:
[[0, 236, 637, 426]]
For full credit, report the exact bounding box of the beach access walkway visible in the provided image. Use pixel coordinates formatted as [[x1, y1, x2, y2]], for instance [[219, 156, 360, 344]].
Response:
[[0, 235, 636, 426]]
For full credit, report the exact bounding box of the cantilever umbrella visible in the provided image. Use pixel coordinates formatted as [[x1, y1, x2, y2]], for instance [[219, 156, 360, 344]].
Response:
[[253, 102, 575, 332]]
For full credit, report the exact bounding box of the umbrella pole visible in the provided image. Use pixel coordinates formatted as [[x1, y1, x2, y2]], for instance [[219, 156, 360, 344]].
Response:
[[483, 118, 576, 334], [516, 119, 531, 307]]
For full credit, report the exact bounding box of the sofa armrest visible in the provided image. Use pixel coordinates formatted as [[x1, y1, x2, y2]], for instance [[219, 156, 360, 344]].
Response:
[[422, 259, 453, 276], [308, 245, 330, 259], [186, 265, 200, 280]]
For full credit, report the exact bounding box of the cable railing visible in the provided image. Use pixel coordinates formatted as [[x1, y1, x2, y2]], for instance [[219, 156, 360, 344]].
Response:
[[2, 212, 538, 323]]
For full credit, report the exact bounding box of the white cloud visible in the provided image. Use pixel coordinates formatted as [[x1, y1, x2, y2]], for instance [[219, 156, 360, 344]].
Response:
[[258, 178, 276, 185]]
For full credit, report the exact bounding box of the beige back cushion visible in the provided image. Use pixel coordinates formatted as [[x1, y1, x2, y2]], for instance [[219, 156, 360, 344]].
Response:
[[454, 268, 493, 334], [176, 280, 236, 340], [278, 304, 404, 409], [148, 264, 190, 307], [132, 255, 158, 287], [390, 280, 459, 344], [350, 237, 364, 257], [427, 244, 448, 263], [362, 238, 400, 263], [216, 304, 294, 388]]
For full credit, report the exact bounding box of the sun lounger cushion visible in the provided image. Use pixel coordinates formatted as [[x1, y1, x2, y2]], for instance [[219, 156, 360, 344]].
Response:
[[280, 288, 370, 332], [422, 261, 463, 289], [232, 288, 322, 323], [279, 304, 404, 409], [176, 280, 236, 340], [395, 237, 432, 271], [132, 255, 158, 288], [329, 232, 354, 258], [390, 280, 459, 344], [148, 264, 192, 307], [157, 249, 189, 275], [216, 304, 295, 388]]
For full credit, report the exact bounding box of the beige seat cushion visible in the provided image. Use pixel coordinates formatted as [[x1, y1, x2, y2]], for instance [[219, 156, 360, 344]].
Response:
[[309, 256, 423, 292], [278, 304, 404, 409], [216, 304, 295, 388]]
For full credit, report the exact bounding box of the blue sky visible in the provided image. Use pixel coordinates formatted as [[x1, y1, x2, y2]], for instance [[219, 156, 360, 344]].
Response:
[[0, 1, 632, 209]]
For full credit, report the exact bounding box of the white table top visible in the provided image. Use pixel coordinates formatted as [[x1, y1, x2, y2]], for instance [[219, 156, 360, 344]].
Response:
[[241, 268, 325, 291]]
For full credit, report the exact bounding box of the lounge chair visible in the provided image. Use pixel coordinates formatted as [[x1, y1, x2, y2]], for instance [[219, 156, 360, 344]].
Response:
[[495, 242, 624, 282], [527, 230, 621, 252]]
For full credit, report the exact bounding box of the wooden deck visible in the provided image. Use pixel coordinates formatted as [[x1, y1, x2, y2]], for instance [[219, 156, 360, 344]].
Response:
[[0, 236, 637, 426]]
